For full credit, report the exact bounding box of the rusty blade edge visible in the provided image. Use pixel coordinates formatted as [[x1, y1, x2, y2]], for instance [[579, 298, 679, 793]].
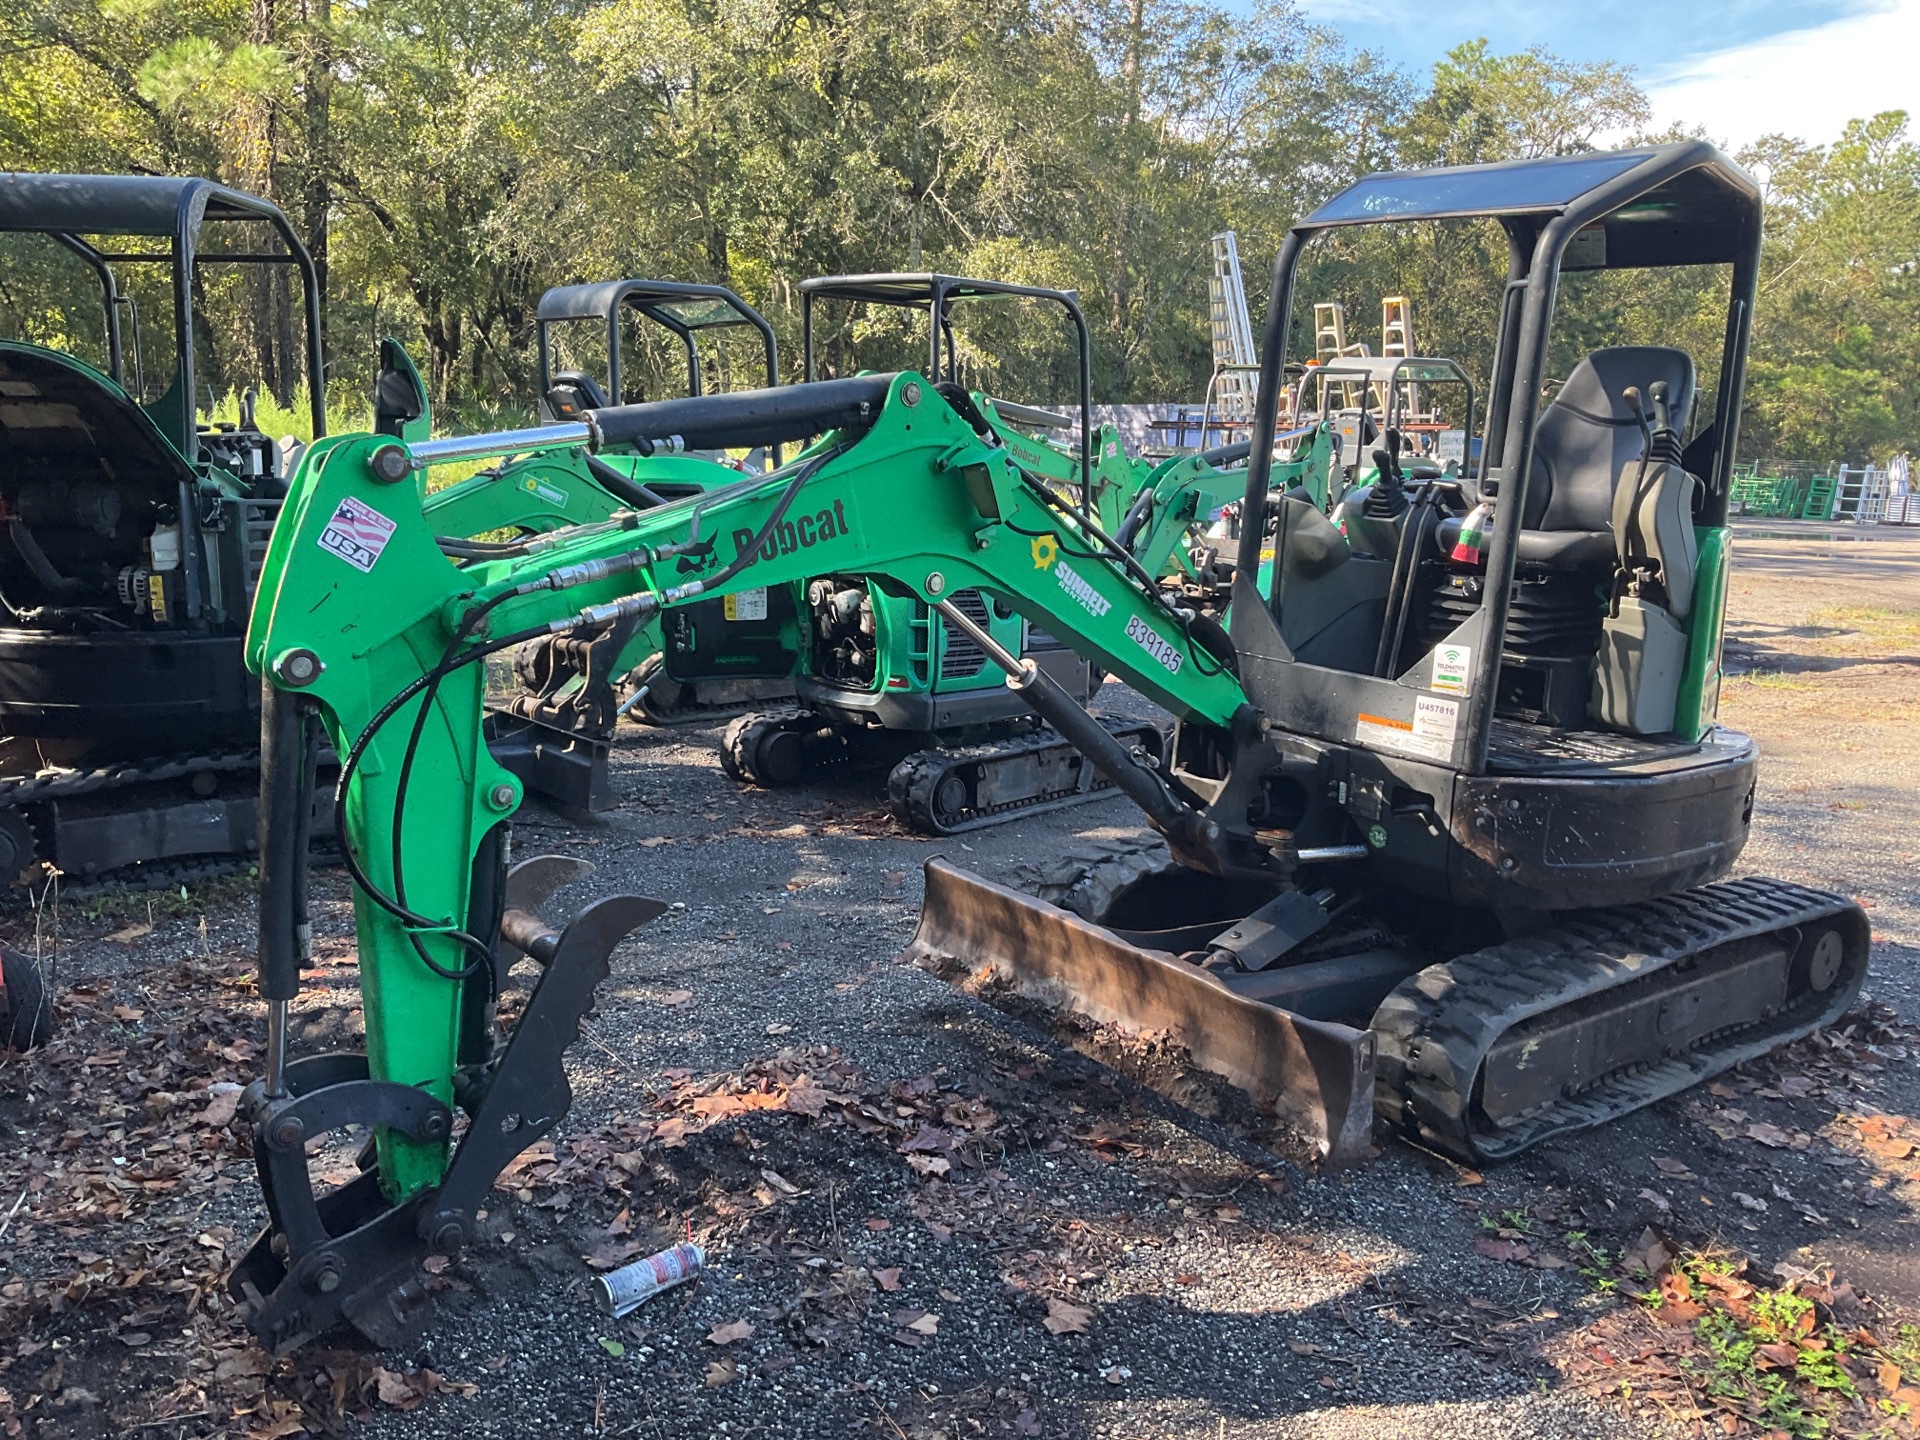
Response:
[[900, 858, 1376, 1165]]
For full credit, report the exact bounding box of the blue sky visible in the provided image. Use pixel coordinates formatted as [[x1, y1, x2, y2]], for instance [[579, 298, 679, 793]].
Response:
[[1289, 0, 1920, 148]]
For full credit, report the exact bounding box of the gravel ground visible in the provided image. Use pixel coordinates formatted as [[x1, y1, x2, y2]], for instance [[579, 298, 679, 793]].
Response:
[[1, 517, 1914, 1440]]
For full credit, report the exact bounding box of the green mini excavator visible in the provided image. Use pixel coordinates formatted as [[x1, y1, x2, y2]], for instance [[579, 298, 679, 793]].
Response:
[[234, 142, 1866, 1352]]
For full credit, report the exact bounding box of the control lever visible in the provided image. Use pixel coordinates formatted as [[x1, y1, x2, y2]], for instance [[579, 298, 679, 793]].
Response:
[[1621, 385, 1653, 460]]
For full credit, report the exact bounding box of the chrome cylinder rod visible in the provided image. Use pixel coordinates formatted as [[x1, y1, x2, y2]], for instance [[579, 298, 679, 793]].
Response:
[[404, 422, 592, 470]]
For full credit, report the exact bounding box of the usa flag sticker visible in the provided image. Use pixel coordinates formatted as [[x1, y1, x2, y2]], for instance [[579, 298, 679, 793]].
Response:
[[317, 496, 398, 573]]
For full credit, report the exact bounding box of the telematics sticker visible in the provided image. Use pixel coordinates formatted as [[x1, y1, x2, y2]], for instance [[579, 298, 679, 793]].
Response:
[[317, 496, 397, 573], [1125, 615, 1183, 674], [1431, 643, 1472, 694]]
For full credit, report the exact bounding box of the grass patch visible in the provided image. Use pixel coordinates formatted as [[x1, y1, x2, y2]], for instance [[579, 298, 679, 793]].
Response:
[[1573, 1244, 1920, 1438], [67, 869, 258, 926], [1738, 670, 1817, 691], [1810, 606, 1920, 647]]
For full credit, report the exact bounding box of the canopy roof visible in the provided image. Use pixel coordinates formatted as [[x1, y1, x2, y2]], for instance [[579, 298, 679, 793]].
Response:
[[536, 279, 767, 334], [799, 273, 1080, 308], [0, 173, 294, 244], [1299, 142, 1761, 269]]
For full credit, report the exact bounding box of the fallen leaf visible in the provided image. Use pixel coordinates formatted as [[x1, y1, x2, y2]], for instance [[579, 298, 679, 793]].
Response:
[[705, 1359, 739, 1388], [1473, 1238, 1529, 1263], [111, 1005, 144, 1022], [104, 923, 152, 945], [905, 1312, 938, 1335], [660, 989, 695, 1007], [1042, 1299, 1093, 1335], [1622, 1227, 1675, 1277], [765, 1023, 793, 1036], [865, 1217, 892, 1232], [759, 1168, 801, 1196], [873, 1267, 903, 1292], [1637, 1189, 1672, 1215], [1746, 1122, 1794, 1148], [1778, 1076, 1815, 1098], [1103, 1366, 1131, 1384], [1456, 1170, 1483, 1187], [706, 1318, 755, 1346], [899, 1124, 955, 1154], [193, 1090, 240, 1128], [1015, 1410, 1041, 1436], [1288, 1340, 1322, 1356], [1734, 1191, 1768, 1212], [374, 1368, 421, 1410], [938, 1287, 961, 1303], [1653, 1156, 1694, 1178], [597, 1337, 626, 1358]]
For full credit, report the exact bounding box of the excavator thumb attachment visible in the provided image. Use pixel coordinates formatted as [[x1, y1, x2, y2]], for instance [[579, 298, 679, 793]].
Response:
[[902, 860, 1377, 1164], [229, 866, 664, 1353]]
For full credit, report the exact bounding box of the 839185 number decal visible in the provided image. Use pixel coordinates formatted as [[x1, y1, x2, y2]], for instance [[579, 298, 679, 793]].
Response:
[[1125, 615, 1182, 674]]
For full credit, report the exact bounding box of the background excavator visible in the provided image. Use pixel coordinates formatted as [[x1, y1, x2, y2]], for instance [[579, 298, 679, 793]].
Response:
[[0, 174, 330, 898], [485, 272, 1214, 831], [233, 140, 1867, 1353]]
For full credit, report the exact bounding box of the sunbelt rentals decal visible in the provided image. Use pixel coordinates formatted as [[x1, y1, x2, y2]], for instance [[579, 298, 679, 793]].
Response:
[[1052, 560, 1110, 618], [1031, 531, 1178, 672]]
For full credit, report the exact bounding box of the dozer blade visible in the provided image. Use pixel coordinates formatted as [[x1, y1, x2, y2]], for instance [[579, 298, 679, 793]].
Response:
[[903, 859, 1376, 1164]]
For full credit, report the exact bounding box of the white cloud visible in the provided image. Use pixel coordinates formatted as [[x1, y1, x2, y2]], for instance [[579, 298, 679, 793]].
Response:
[[1646, 0, 1920, 149]]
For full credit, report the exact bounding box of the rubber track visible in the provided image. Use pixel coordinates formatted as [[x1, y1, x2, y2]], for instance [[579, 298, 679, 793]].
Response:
[[0, 749, 261, 805], [0, 749, 337, 896], [887, 721, 1165, 835], [1372, 876, 1870, 1163], [720, 707, 819, 785], [1018, 835, 1178, 920]]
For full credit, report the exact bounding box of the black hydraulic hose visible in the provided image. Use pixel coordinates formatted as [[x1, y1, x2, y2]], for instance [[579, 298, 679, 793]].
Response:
[[7, 521, 88, 599], [1115, 488, 1155, 550], [585, 452, 668, 509], [337, 443, 849, 975], [438, 536, 536, 560]]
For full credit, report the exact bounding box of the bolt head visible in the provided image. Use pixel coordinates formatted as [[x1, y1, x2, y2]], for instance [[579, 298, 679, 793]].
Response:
[[312, 1262, 342, 1294], [431, 1220, 466, 1256], [369, 444, 412, 483], [270, 1114, 306, 1149], [901, 381, 922, 407], [274, 648, 323, 687], [419, 1109, 450, 1142], [925, 572, 946, 596], [489, 783, 517, 810]]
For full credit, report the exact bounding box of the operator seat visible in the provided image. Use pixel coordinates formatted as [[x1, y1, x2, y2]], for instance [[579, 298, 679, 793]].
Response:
[[1438, 346, 1696, 570]]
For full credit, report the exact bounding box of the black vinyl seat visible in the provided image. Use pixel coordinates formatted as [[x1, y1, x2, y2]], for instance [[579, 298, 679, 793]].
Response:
[[1440, 346, 1696, 570]]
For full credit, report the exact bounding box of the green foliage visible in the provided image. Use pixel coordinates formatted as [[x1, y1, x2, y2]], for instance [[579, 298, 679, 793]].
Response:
[[1, 0, 1912, 468]]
